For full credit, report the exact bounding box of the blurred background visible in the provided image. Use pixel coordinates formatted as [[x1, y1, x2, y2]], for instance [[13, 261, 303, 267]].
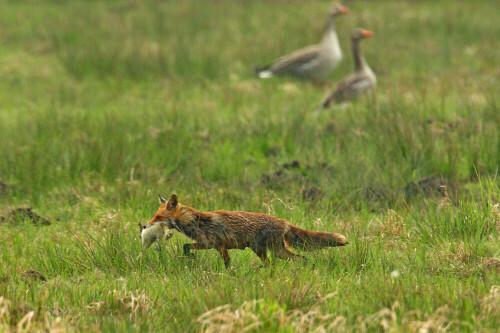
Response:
[[0, 0, 499, 331]]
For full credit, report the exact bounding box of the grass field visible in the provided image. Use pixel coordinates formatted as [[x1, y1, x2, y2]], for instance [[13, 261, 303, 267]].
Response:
[[0, 0, 499, 331]]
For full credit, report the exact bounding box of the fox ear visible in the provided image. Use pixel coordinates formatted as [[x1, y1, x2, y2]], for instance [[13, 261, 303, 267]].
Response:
[[158, 194, 167, 204], [167, 194, 178, 210]]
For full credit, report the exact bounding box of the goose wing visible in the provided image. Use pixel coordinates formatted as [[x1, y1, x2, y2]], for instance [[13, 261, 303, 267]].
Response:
[[321, 73, 373, 108], [266, 45, 321, 75]]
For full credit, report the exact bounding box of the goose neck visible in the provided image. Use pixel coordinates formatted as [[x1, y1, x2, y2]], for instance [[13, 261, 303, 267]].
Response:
[[352, 37, 366, 70]]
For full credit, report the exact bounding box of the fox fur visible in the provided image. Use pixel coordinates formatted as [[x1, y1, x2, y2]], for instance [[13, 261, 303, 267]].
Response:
[[146, 194, 348, 268]]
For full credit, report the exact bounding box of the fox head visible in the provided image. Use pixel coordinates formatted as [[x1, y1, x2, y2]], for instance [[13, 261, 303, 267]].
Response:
[[147, 194, 181, 228]]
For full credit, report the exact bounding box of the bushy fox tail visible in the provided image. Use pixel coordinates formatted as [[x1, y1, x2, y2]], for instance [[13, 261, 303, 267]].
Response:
[[285, 225, 348, 250]]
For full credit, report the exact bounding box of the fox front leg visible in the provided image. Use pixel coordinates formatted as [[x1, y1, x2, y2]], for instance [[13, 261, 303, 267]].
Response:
[[183, 243, 212, 259], [154, 240, 162, 252], [216, 247, 231, 268], [183, 244, 196, 258]]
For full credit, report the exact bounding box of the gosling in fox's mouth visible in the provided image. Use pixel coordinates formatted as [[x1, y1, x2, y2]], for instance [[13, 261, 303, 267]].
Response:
[[139, 221, 174, 251]]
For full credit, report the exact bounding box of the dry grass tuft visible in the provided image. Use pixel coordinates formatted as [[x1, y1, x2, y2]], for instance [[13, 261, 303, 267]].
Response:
[[197, 298, 481, 332], [197, 298, 347, 333], [406, 305, 455, 333], [380, 210, 405, 238], [87, 289, 152, 319], [197, 301, 262, 333], [492, 204, 500, 231], [482, 258, 500, 273], [480, 285, 500, 321], [358, 302, 469, 332], [0, 296, 11, 326], [0, 296, 72, 332]]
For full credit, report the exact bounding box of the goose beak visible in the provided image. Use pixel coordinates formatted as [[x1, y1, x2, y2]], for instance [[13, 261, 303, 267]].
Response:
[[362, 30, 374, 37], [337, 6, 350, 15]]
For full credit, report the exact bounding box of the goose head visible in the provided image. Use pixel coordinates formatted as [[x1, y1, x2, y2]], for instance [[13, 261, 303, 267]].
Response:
[[352, 29, 374, 40], [329, 4, 349, 18]]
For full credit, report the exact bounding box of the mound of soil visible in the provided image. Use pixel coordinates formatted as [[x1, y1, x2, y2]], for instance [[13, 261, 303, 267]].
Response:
[[301, 186, 325, 201], [1, 206, 51, 225], [0, 178, 7, 195], [260, 170, 305, 189], [265, 146, 280, 157], [404, 176, 454, 198], [261, 160, 331, 201], [282, 160, 300, 169], [362, 186, 393, 202], [21, 270, 47, 282], [261, 160, 305, 188]]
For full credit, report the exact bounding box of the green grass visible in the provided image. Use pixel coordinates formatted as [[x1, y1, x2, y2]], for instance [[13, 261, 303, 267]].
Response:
[[0, 0, 499, 331]]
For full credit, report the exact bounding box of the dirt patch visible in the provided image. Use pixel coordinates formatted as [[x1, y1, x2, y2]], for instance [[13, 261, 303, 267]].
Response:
[[282, 160, 300, 169], [87, 290, 152, 318], [265, 145, 280, 157], [425, 117, 468, 134], [302, 186, 325, 201], [260, 170, 305, 189], [261, 160, 309, 189], [21, 270, 47, 282], [261, 161, 306, 187], [261, 161, 332, 200], [0, 178, 8, 195], [0, 179, 25, 196], [362, 187, 393, 202], [1, 206, 51, 225], [404, 176, 455, 198]]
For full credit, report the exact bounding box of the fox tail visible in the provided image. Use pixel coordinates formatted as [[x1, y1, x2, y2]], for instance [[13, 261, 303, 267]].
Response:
[[285, 225, 348, 250]]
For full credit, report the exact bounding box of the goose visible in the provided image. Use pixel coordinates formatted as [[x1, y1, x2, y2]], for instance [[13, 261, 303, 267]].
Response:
[[319, 29, 376, 109], [256, 4, 349, 80]]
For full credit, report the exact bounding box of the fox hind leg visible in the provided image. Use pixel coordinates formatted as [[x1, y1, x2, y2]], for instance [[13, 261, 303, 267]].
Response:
[[272, 242, 307, 262], [251, 247, 269, 265]]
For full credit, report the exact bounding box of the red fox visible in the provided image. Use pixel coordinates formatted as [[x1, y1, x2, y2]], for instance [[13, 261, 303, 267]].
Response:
[[145, 194, 348, 268]]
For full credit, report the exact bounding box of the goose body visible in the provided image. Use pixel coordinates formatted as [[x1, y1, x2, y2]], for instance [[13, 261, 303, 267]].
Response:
[[257, 5, 348, 80], [320, 29, 376, 108]]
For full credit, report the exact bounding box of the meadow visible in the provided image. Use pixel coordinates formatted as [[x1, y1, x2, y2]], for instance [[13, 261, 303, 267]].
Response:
[[0, 0, 499, 331]]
